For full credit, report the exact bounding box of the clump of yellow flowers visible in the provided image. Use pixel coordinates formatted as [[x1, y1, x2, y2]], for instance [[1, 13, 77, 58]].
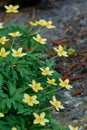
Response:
[[4, 5, 19, 13], [40, 67, 53, 75], [11, 127, 17, 130], [33, 34, 47, 44], [50, 96, 64, 111], [69, 125, 78, 130], [29, 80, 43, 92], [0, 112, 4, 117], [33, 112, 49, 126], [0, 48, 10, 57], [0, 4, 77, 130], [29, 19, 55, 29], [23, 93, 39, 106], [0, 23, 3, 29], [8, 31, 22, 37], [0, 36, 9, 45], [53, 45, 68, 57]]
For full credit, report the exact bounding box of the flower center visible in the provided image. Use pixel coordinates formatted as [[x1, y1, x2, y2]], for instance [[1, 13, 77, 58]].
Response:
[[44, 70, 49, 74], [54, 101, 60, 107], [10, 7, 15, 12], [46, 22, 51, 26], [50, 80, 54, 84], [29, 97, 33, 103], [16, 51, 21, 56], [34, 84, 39, 89], [63, 81, 68, 86], [1, 52, 5, 55], [38, 37, 43, 42], [13, 33, 17, 36], [59, 49, 64, 55], [0, 39, 4, 42], [38, 117, 43, 122]]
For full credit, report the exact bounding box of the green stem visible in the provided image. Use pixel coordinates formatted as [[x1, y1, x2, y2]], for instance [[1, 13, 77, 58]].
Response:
[[10, 39, 15, 50], [36, 27, 42, 34], [28, 33, 37, 38], [40, 106, 53, 112], [28, 27, 44, 38], [29, 45, 38, 53], [45, 87, 61, 95], [44, 86, 49, 90], [28, 26, 33, 32], [53, 55, 58, 59]]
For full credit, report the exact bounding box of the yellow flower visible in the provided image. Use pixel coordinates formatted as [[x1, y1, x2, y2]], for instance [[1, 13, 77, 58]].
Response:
[[11, 127, 17, 130], [23, 93, 39, 106], [0, 112, 4, 117], [45, 21, 55, 29], [0, 23, 3, 29], [0, 48, 10, 57], [0, 36, 9, 45], [29, 80, 43, 92], [33, 34, 47, 44], [4, 5, 19, 13], [47, 78, 57, 85], [69, 125, 78, 130], [40, 67, 53, 76], [50, 96, 64, 111], [36, 19, 46, 26], [59, 78, 72, 90], [33, 112, 49, 126], [12, 47, 26, 57], [8, 31, 22, 37], [53, 45, 68, 57], [29, 21, 37, 26]]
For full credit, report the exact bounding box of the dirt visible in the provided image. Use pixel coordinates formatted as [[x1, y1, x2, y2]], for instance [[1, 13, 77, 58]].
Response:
[[0, 0, 87, 129]]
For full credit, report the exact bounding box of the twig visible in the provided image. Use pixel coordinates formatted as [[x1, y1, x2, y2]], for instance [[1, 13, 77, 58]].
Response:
[[69, 73, 87, 81], [72, 89, 84, 96], [62, 74, 71, 80], [31, 7, 36, 20], [64, 62, 78, 73], [82, 54, 87, 62], [51, 38, 70, 45]]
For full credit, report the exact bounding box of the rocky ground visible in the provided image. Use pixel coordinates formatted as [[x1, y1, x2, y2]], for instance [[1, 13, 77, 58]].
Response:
[[0, 0, 87, 129]]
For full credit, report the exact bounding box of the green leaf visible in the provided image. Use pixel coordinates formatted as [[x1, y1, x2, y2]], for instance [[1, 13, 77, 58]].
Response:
[[7, 81, 16, 97], [0, 74, 3, 87]]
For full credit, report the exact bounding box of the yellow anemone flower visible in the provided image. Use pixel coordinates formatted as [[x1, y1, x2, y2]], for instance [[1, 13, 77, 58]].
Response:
[[33, 34, 47, 44], [69, 125, 78, 130], [40, 67, 53, 76], [0, 36, 9, 45], [29, 80, 43, 92], [11, 127, 17, 130], [53, 45, 68, 57], [59, 78, 72, 90], [36, 19, 46, 26], [4, 5, 19, 13], [33, 112, 49, 126], [12, 47, 26, 57], [0, 112, 4, 117], [46, 21, 55, 29], [0, 23, 3, 29], [0, 48, 10, 57], [23, 93, 39, 106], [8, 31, 22, 37], [47, 78, 57, 85], [29, 21, 37, 26], [50, 96, 64, 111]]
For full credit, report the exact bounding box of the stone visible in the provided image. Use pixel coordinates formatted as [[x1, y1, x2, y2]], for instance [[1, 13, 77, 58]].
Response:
[[83, 96, 87, 103]]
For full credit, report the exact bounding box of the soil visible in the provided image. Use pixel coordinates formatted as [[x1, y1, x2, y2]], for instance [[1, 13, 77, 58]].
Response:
[[0, 0, 87, 129]]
